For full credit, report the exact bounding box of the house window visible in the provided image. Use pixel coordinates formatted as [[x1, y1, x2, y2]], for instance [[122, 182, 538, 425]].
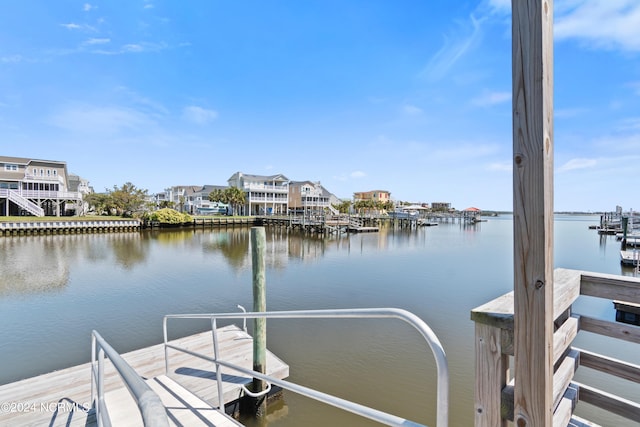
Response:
[[47, 170, 51, 176], [4, 164, 18, 171], [40, 169, 44, 176], [53, 170, 57, 176]]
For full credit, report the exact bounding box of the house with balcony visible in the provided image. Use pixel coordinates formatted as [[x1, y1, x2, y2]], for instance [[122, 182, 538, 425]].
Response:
[[160, 185, 200, 213], [289, 181, 338, 214], [0, 156, 83, 217], [192, 185, 229, 215], [158, 185, 230, 215], [67, 174, 92, 216], [227, 172, 289, 216]]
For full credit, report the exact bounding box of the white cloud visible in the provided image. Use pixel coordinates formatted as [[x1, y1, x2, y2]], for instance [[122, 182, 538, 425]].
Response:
[[422, 14, 483, 81], [49, 105, 155, 134], [83, 3, 94, 12], [92, 42, 168, 55], [471, 90, 511, 107], [617, 118, 640, 131], [555, 1, 640, 52], [1, 55, 23, 63], [182, 106, 218, 125], [123, 44, 144, 53], [557, 158, 597, 173], [144, 4, 155, 9], [350, 171, 366, 178], [83, 38, 110, 46], [402, 104, 423, 115], [60, 23, 96, 32]]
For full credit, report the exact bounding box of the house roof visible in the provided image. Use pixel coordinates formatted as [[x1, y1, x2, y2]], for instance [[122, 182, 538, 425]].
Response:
[[228, 172, 289, 182], [464, 207, 481, 211], [0, 155, 66, 165]]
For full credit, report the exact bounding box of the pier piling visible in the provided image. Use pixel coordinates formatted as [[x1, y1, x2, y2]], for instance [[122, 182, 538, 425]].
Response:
[[242, 226, 268, 417]]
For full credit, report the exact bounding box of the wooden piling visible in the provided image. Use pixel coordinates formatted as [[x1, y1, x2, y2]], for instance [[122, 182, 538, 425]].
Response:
[[249, 227, 267, 416], [512, 0, 554, 425]]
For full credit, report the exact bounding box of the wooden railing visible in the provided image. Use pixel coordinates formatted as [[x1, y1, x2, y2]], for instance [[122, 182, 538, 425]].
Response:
[[472, 268, 640, 426]]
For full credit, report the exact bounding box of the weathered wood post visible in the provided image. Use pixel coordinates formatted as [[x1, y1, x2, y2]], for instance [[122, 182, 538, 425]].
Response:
[[250, 226, 267, 416], [512, 0, 554, 425]]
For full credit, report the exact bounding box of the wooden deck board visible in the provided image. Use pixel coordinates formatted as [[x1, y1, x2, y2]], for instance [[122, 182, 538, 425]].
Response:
[[0, 324, 288, 426]]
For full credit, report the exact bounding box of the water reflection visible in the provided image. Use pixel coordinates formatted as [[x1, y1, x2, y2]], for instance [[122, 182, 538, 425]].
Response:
[[1, 215, 637, 426], [0, 236, 69, 296], [0, 233, 148, 296]]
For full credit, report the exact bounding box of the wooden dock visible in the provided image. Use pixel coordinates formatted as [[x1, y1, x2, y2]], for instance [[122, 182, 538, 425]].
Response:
[[0, 324, 288, 426]]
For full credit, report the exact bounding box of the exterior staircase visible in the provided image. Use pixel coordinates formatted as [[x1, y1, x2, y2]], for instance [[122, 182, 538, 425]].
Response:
[[6, 190, 45, 216]]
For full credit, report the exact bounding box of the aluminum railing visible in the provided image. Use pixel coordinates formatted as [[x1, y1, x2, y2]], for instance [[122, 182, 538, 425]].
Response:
[[163, 308, 449, 427], [91, 330, 169, 427]]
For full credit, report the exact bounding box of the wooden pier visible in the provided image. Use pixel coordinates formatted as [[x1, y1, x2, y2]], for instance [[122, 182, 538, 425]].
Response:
[[472, 269, 640, 425], [0, 324, 288, 426], [471, 1, 640, 425]]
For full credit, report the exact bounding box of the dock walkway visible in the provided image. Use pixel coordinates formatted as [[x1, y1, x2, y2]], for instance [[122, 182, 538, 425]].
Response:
[[0, 324, 288, 426]]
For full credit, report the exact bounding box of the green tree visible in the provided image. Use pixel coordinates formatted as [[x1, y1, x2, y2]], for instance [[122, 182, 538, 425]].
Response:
[[109, 182, 149, 217], [208, 188, 228, 204], [158, 200, 175, 209], [333, 200, 352, 214], [84, 192, 115, 216], [224, 187, 246, 215]]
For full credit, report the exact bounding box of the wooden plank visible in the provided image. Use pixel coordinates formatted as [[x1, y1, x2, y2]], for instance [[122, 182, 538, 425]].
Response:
[[0, 324, 288, 426], [474, 323, 508, 427], [579, 271, 640, 303], [553, 268, 581, 319], [470, 291, 514, 330], [553, 383, 578, 427], [575, 381, 640, 422], [511, 0, 555, 425], [578, 315, 640, 345], [471, 269, 579, 331], [577, 347, 640, 383], [553, 315, 579, 364], [552, 350, 579, 413]]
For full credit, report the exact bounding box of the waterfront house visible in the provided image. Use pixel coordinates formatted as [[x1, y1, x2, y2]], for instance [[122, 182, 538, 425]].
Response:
[[0, 155, 83, 217], [192, 185, 229, 215], [161, 185, 201, 213], [353, 190, 391, 204], [289, 181, 339, 214], [227, 172, 289, 216], [431, 202, 452, 212], [67, 174, 92, 216]]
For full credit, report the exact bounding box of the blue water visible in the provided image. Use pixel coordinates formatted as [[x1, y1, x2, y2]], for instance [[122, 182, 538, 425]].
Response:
[[0, 215, 638, 426]]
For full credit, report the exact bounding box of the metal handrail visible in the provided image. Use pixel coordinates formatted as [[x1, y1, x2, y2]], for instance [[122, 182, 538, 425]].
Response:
[[163, 308, 448, 427], [91, 330, 169, 427]]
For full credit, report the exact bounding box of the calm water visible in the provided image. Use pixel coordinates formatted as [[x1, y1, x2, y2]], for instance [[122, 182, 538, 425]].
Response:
[[1, 215, 639, 426]]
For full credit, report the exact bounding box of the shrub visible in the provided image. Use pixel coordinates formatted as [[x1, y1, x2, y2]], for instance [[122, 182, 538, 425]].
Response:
[[150, 208, 193, 224]]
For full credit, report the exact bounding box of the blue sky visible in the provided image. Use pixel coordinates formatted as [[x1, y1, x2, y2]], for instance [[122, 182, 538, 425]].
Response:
[[1, 1, 639, 211]]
